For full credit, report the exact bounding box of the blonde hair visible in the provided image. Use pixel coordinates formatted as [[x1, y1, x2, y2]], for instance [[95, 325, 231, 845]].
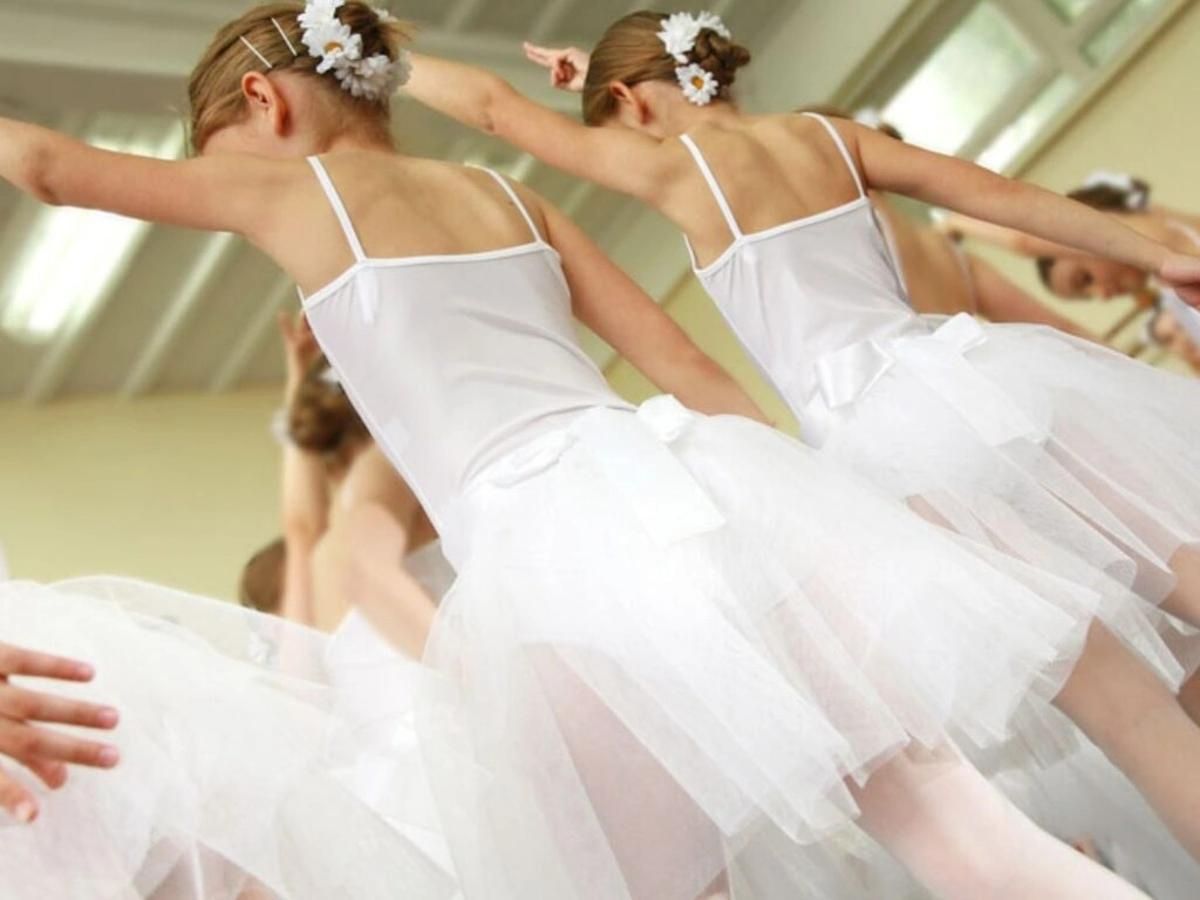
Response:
[[187, 1, 412, 152], [582, 11, 751, 126]]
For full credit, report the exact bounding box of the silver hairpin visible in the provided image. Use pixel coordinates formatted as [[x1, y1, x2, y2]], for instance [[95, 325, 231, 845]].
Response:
[[240, 36, 274, 70], [271, 18, 299, 57]]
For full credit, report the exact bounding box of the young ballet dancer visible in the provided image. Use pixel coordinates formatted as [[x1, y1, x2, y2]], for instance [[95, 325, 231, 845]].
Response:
[[398, 10, 1200, 859], [0, 3, 1164, 898]]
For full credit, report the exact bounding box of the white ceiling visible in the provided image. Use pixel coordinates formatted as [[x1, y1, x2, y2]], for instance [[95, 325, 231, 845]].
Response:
[[0, 0, 793, 403]]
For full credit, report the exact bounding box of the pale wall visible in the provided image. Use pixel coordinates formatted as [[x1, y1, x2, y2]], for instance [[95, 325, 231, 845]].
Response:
[[0, 388, 281, 599]]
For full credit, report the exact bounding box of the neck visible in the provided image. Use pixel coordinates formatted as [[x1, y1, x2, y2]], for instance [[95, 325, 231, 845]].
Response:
[[661, 100, 743, 138], [322, 126, 396, 154]]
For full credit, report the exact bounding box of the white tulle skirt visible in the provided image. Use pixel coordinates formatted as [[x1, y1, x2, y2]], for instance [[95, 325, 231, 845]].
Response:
[[408, 396, 1145, 900], [0, 578, 458, 900], [804, 313, 1200, 681]]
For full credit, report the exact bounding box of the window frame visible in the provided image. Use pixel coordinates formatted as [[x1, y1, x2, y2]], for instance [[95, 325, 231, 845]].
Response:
[[835, 0, 1189, 174]]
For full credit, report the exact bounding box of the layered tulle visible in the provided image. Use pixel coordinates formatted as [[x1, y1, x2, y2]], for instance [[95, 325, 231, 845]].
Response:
[[409, 397, 1123, 900], [0, 578, 458, 900], [805, 314, 1200, 682]]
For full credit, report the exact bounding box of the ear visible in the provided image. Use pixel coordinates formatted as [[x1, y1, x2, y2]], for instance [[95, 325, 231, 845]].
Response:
[[609, 81, 651, 125], [240, 72, 290, 137]]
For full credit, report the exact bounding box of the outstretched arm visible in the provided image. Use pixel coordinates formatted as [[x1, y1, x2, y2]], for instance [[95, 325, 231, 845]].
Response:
[[539, 197, 771, 424], [968, 255, 1099, 342], [937, 212, 1077, 260], [403, 53, 674, 202], [0, 117, 291, 235], [841, 121, 1200, 303]]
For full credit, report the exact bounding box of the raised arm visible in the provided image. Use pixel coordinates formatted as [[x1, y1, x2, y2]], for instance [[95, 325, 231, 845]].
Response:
[[277, 314, 329, 628], [842, 121, 1200, 303], [537, 197, 770, 424], [0, 117, 289, 235], [968, 256, 1099, 342], [403, 53, 673, 202], [937, 212, 1078, 260]]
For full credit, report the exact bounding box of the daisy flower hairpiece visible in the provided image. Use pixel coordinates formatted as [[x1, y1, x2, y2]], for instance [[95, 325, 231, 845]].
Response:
[[296, 0, 410, 102], [658, 11, 734, 107], [1082, 170, 1149, 210]]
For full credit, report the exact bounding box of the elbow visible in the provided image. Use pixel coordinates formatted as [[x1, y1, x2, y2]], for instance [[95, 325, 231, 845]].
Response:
[[21, 145, 57, 205], [479, 77, 518, 137]]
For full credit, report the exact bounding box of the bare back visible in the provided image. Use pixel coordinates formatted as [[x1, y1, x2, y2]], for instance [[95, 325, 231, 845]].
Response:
[[660, 114, 863, 268], [255, 153, 550, 299]]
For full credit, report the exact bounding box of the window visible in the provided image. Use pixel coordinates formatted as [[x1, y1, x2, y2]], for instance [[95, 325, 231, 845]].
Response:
[[881, 4, 1041, 156], [849, 0, 1176, 173]]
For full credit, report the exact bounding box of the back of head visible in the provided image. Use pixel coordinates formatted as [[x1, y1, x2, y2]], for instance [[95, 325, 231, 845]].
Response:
[[188, 1, 413, 153], [1068, 172, 1151, 213], [582, 10, 752, 125], [289, 356, 370, 455], [240, 537, 286, 613]]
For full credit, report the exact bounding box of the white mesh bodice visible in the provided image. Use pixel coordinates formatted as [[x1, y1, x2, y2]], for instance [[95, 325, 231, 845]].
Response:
[[301, 158, 630, 529], [682, 115, 923, 416]]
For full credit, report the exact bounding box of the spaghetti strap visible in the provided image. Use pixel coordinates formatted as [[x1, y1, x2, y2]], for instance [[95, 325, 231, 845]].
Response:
[[307, 156, 368, 262], [475, 167, 544, 244], [679, 134, 744, 239], [801, 113, 867, 199]]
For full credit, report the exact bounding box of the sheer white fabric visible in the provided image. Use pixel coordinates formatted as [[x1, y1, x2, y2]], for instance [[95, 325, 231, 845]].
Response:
[[0, 578, 457, 900], [294, 156, 1146, 897], [684, 114, 1200, 682]]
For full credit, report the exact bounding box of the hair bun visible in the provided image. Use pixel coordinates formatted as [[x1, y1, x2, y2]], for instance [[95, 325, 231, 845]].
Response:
[[692, 30, 752, 86]]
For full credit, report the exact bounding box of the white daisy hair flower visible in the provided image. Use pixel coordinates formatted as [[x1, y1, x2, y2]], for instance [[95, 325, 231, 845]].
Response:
[[292, 0, 410, 102], [659, 12, 703, 63], [693, 11, 732, 39], [658, 11, 734, 64], [676, 63, 720, 106], [305, 21, 363, 74]]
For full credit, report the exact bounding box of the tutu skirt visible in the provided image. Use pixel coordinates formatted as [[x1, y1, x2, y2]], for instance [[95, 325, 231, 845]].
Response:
[[0, 578, 457, 900], [410, 396, 1129, 900], [804, 313, 1200, 681]]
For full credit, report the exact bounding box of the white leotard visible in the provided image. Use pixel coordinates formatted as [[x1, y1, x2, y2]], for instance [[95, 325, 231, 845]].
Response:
[[680, 114, 921, 433], [300, 158, 631, 532]]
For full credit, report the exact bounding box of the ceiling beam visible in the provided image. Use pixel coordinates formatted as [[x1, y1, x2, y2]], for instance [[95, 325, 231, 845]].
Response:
[[22, 226, 153, 405], [208, 277, 294, 393], [120, 232, 239, 398]]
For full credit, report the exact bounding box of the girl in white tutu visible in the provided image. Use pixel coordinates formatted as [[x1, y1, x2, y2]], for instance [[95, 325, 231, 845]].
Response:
[[0, 3, 1170, 897], [398, 10, 1200, 855]]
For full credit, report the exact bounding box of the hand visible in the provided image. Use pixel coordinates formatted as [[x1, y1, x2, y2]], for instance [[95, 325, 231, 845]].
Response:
[[1160, 253, 1200, 306], [523, 43, 589, 93], [0, 643, 119, 823], [279, 311, 320, 394]]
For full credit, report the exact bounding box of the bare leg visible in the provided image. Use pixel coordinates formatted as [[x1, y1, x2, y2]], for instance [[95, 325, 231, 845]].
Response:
[[1054, 623, 1200, 858], [533, 648, 730, 900], [853, 744, 1147, 899], [1162, 544, 1200, 628]]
